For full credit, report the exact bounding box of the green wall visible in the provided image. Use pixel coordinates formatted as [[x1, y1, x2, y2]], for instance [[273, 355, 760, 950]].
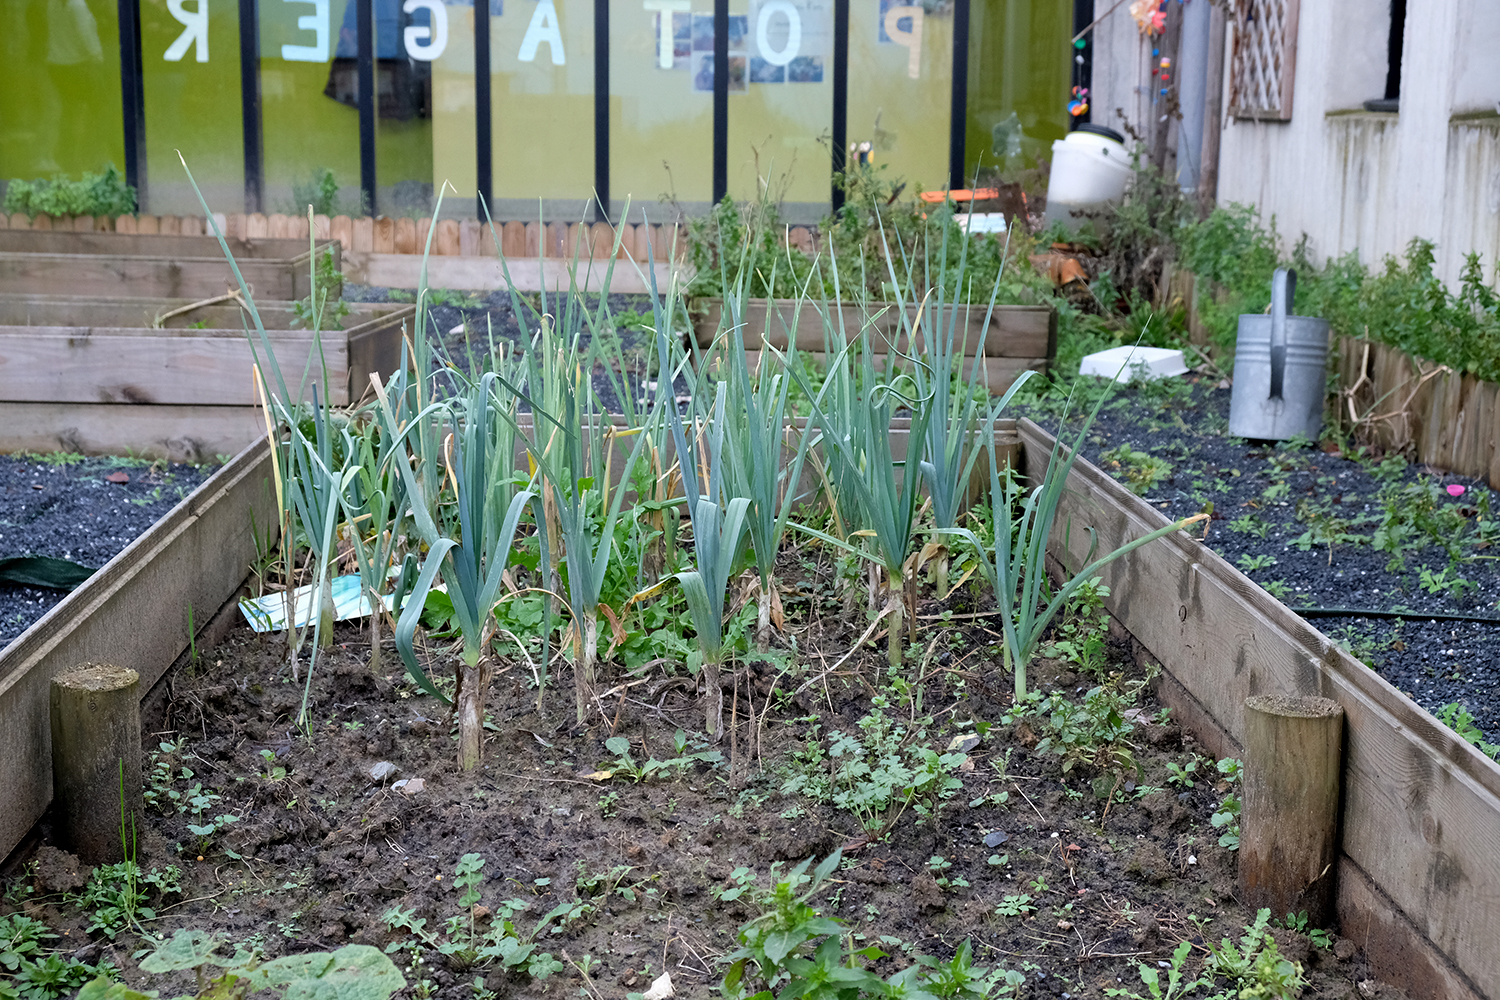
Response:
[[0, 0, 125, 186], [967, 0, 1072, 184]]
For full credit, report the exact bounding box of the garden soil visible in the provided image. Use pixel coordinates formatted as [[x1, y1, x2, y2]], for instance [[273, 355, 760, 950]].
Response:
[[9, 594, 1391, 1000]]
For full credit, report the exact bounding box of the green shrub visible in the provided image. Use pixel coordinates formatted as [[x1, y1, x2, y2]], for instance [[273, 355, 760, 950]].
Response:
[[3, 165, 136, 219]]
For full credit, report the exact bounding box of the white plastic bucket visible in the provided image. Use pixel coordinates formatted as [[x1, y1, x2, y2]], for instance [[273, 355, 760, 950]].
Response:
[[1044, 125, 1133, 225]]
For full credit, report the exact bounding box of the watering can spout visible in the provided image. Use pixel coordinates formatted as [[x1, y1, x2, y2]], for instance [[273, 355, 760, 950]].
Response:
[[1268, 268, 1296, 400]]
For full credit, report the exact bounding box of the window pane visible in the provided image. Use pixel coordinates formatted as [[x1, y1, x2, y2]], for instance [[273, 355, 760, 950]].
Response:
[[370, 0, 435, 216], [141, 0, 244, 215], [431, 1, 480, 218], [609, 0, 712, 222], [0, 1, 125, 187], [848, 1, 951, 193], [966, 0, 1070, 183], [489, 0, 594, 221], [727, 0, 833, 222], [260, 0, 363, 215]]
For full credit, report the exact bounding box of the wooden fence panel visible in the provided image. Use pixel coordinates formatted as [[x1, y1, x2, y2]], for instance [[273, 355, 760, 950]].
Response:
[[373, 216, 395, 254], [351, 216, 374, 253], [546, 221, 567, 258], [331, 215, 353, 251], [502, 221, 526, 258], [436, 219, 461, 255], [394, 217, 418, 255], [458, 218, 482, 256]]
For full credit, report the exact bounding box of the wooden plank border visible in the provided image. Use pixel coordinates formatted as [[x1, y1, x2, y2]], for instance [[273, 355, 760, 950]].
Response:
[[1017, 417, 1498, 1000], [0, 442, 278, 861]]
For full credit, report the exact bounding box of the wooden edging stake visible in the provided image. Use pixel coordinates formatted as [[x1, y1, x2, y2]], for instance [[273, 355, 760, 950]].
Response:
[[49, 663, 142, 865], [1240, 694, 1344, 925]]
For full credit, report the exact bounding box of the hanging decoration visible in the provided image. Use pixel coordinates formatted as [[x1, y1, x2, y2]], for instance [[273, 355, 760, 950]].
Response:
[[1129, 0, 1166, 35], [1068, 85, 1090, 117]]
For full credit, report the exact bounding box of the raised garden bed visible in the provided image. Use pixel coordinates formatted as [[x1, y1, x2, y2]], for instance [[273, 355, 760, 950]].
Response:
[[1015, 388, 1500, 1000], [0, 441, 277, 861], [0, 231, 340, 300], [1, 510, 1384, 1000], [0, 296, 414, 462], [691, 297, 1057, 393], [1337, 335, 1500, 487]]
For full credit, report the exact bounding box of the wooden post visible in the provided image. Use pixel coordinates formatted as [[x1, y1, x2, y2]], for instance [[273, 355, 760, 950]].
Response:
[[1240, 694, 1344, 925], [49, 664, 143, 865]]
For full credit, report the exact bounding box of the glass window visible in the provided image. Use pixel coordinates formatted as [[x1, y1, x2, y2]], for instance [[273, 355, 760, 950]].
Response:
[[847, 1, 952, 194], [608, 0, 712, 223], [431, 1, 481, 218], [361, 0, 436, 216], [0, 0, 125, 189], [488, 0, 594, 221], [260, 0, 364, 215], [966, 0, 1069, 184], [140, 0, 245, 215], [726, 0, 833, 222]]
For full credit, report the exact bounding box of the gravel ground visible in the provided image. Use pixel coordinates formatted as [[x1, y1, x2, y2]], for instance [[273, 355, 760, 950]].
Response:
[[0, 456, 214, 648], [1017, 377, 1500, 749]]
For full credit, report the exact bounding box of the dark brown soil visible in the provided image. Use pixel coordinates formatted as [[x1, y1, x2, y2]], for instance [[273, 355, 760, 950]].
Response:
[[8, 591, 1401, 1000]]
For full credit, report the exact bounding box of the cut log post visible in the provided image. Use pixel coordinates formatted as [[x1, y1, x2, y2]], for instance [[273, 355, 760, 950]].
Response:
[[1240, 694, 1344, 925], [49, 664, 143, 865]]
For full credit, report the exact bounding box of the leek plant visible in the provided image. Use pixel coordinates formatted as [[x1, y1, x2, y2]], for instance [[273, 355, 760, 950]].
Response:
[[337, 412, 411, 676], [185, 158, 356, 715], [950, 393, 1207, 700], [719, 284, 818, 648], [278, 392, 357, 727], [781, 260, 932, 668], [382, 371, 536, 770], [504, 321, 660, 726], [893, 218, 1018, 597], [656, 321, 751, 737]]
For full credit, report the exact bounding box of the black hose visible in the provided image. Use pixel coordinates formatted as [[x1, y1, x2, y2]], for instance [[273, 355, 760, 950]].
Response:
[[1292, 606, 1500, 625]]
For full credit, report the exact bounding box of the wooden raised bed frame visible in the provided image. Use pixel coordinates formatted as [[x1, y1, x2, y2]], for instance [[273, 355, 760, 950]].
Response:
[[0, 296, 414, 462], [0, 442, 278, 862], [691, 298, 1057, 393], [1019, 417, 1500, 1000], [0, 231, 340, 301]]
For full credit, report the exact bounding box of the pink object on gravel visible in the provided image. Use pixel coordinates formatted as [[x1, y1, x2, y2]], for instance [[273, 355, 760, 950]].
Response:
[[1447, 484, 1466, 497]]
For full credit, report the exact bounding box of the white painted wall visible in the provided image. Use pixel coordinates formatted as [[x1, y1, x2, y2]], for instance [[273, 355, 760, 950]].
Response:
[[1212, 0, 1499, 288], [1087, 0, 1500, 289]]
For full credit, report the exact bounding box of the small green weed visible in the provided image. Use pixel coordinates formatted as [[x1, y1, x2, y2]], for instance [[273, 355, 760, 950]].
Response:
[[1436, 702, 1500, 759], [75, 861, 182, 939], [381, 854, 567, 980], [1211, 758, 1243, 850], [1100, 444, 1172, 495]]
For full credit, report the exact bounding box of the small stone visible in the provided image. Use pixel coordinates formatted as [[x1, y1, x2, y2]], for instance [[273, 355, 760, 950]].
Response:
[[400, 777, 425, 795], [983, 830, 1009, 848], [368, 761, 398, 782]]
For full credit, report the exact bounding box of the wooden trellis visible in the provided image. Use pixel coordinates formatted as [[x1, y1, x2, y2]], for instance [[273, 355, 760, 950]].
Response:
[[1227, 0, 1300, 120]]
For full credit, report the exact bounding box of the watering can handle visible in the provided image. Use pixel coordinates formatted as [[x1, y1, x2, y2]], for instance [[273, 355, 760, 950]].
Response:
[[1269, 268, 1296, 400]]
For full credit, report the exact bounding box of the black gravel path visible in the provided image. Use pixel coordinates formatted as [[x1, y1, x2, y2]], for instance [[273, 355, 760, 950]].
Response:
[[0, 456, 214, 648], [1018, 377, 1500, 751]]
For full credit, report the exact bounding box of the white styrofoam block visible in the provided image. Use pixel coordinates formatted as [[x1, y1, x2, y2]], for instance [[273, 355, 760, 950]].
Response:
[[1079, 345, 1190, 382], [956, 212, 1007, 234]]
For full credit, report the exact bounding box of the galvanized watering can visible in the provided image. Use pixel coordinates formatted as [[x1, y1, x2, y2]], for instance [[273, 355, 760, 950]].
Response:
[[1228, 268, 1329, 441]]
